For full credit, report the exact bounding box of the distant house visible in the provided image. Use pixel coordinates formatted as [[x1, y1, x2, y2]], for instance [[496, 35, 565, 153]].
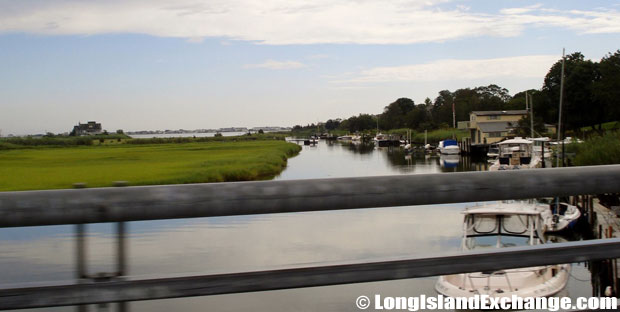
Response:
[[72, 121, 102, 136], [468, 110, 528, 144], [544, 124, 557, 135]]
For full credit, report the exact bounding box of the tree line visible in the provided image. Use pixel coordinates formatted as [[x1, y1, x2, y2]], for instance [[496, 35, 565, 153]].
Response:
[[293, 50, 620, 135]]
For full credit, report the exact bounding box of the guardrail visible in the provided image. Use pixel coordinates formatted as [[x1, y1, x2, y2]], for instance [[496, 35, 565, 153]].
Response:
[[1, 165, 620, 309], [1, 165, 619, 227]]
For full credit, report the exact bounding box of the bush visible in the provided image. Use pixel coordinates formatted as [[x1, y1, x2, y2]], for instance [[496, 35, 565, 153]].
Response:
[[573, 131, 620, 166], [0, 136, 94, 148]]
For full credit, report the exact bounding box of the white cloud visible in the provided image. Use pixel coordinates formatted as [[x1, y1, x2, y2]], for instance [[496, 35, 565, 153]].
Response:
[[0, 0, 618, 45], [186, 37, 205, 43], [333, 55, 559, 84], [499, 6, 620, 35], [244, 60, 307, 70], [500, 3, 543, 15], [307, 54, 330, 60]]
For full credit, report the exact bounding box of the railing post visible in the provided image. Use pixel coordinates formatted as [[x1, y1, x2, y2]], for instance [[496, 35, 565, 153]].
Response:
[[114, 181, 129, 312], [75, 224, 88, 312], [117, 222, 126, 277], [76, 223, 87, 280]]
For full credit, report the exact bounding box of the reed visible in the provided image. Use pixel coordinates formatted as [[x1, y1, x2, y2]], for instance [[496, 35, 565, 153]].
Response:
[[573, 131, 620, 166], [0, 140, 301, 191]]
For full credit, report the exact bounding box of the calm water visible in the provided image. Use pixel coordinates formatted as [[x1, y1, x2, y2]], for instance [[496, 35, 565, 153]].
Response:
[[129, 131, 247, 139], [0, 140, 592, 311]]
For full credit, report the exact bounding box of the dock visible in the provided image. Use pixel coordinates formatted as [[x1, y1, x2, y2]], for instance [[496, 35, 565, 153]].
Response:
[[585, 195, 620, 297]]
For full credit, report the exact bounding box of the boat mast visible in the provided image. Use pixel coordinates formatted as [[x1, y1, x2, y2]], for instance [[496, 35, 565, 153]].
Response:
[[530, 93, 534, 138], [452, 101, 456, 139], [525, 91, 530, 137], [556, 49, 565, 168], [554, 49, 566, 214]]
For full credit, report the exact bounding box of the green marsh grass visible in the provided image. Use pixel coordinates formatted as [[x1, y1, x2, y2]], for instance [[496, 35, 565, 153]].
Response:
[[573, 131, 620, 166], [0, 141, 301, 191]]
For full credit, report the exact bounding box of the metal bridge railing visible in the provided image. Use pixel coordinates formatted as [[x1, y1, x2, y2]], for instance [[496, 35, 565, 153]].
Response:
[[1, 165, 620, 309]]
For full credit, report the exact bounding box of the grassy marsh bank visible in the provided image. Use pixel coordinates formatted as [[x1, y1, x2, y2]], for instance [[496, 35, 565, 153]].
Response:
[[573, 131, 620, 166], [0, 140, 301, 191]]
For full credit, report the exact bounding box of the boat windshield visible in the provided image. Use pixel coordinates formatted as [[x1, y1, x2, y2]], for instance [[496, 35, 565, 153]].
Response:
[[467, 214, 532, 234], [465, 213, 541, 238], [503, 214, 531, 234], [464, 235, 533, 250], [499, 143, 532, 155]]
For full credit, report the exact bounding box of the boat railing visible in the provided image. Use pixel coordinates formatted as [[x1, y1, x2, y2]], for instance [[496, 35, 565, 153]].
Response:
[[1, 165, 620, 309]]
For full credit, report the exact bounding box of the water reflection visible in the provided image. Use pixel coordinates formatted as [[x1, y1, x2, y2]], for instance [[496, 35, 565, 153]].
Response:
[[339, 141, 376, 155], [1, 139, 593, 311]]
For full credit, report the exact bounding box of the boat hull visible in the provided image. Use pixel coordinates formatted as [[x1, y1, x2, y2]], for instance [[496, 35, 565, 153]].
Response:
[[439, 146, 460, 155], [435, 264, 570, 299]]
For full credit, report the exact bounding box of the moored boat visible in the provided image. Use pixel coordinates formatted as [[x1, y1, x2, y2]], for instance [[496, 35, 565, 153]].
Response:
[[529, 137, 552, 159], [435, 203, 570, 299], [438, 139, 460, 155], [537, 198, 581, 233], [489, 137, 540, 170], [486, 144, 499, 159]]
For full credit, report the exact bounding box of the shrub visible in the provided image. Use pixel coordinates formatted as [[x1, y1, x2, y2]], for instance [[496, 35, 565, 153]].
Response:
[[574, 131, 620, 166]]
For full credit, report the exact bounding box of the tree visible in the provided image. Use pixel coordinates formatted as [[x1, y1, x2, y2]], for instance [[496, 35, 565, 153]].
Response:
[[380, 98, 415, 129], [258, 129, 264, 134], [325, 119, 341, 130], [475, 84, 511, 103], [509, 89, 540, 111], [429, 85, 513, 128], [542, 52, 601, 132], [432, 90, 453, 127], [513, 115, 546, 138], [405, 105, 430, 131], [340, 114, 376, 132], [594, 50, 620, 129]]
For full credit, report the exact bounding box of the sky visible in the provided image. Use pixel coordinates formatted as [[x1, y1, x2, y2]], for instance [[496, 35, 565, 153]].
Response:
[[1, 0, 619, 135]]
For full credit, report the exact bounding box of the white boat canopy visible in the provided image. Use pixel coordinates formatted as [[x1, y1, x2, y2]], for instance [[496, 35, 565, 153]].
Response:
[[498, 137, 533, 145]]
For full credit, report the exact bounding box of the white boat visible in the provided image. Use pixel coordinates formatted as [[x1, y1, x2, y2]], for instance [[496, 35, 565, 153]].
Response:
[[550, 136, 583, 145], [373, 133, 387, 142], [435, 203, 570, 299], [537, 199, 581, 233], [529, 137, 552, 159], [374, 133, 393, 147], [486, 144, 499, 161], [489, 137, 540, 170], [438, 139, 460, 155], [487, 145, 499, 158]]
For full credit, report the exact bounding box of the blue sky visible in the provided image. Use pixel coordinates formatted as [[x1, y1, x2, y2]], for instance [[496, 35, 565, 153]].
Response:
[[1, 0, 619, 135]]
